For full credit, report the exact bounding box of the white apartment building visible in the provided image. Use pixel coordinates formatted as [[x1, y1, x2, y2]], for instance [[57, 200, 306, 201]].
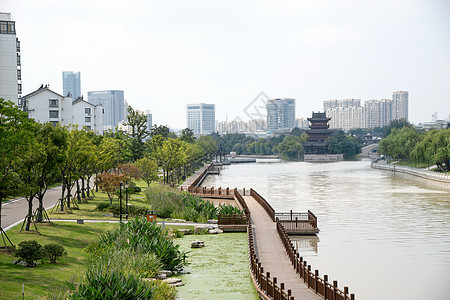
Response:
[[22, 85, 103, 134], [0, 12, 21, 104]]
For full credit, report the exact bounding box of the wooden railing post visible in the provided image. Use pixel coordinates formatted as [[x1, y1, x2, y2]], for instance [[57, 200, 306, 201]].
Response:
[[344, 287, 349, 299], [315, 270, 319, 294], [324, 275, 328, 300], [333, 281, 338, 300]]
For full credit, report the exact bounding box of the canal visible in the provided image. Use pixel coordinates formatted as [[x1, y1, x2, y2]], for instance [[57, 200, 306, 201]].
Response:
[[202, 159, 450, 300]]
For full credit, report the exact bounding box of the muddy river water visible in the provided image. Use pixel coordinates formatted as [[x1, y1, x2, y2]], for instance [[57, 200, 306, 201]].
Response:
[[202, 159, 450, 300]]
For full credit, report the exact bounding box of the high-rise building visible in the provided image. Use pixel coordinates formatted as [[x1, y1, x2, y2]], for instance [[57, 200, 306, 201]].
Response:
[[186, 103, 215, 135], [0, 12, 21, 105], [392, 91, 408, 121], [88, 90, 126, 130], [266, 98, 296, 131], [62, 71, 81, 99], [144, 109, 152, 137]]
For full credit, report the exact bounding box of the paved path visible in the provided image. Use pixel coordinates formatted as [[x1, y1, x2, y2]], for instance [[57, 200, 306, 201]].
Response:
[[243, 195, 322, 300]]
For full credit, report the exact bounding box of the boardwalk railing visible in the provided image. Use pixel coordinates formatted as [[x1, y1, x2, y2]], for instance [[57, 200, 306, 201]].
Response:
[[276, 219, 355, 300], [250, 188, 275, 221], [371, 161, 450, 183], [275, 211, 319, 234], [249, 221, 294, 300], [181, 186, 235, 198]]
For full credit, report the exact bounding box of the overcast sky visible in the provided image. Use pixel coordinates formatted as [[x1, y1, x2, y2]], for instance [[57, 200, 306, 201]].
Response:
[[3, 0, 450, 129]]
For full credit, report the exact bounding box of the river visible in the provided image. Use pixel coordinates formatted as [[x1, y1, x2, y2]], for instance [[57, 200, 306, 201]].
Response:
[[201, 159, 450, 300]]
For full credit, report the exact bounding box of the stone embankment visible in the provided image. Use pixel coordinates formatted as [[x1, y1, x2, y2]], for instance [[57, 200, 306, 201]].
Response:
[[371, 161, 450, 183]]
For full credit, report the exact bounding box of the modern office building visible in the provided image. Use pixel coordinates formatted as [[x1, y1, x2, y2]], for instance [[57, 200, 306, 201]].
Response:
[[88, 90, 126, 130], [266, 98, 296, 131], [392, 91, 408, 121], [21, 85, 103, 134], [186, 103, 215, 135], [0, 12, 21, 105], [62, 71, 81, 99]]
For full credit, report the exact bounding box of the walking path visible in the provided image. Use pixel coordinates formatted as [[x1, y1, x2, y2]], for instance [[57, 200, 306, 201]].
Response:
[[243, 195, 321, 300]]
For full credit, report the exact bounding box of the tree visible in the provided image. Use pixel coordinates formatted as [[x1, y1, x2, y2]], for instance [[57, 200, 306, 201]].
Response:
[[152, 138, 186, 184], [125, 106, 149, 161], [196, 135, 218, 160], [379, 127, 419, 161], [382, 118, 413, 137], [0, 99, 35, 237], [327, 130, 362, 159], [180, 128, 196, 143], [117, 163, 142, 182], [277, 135, 304, 160], [411, 129, 450, 171], [15, 240, 44, 267], [96, 172, 127, 204], [150, 124, 170, 138], [135, 157, 159, 186]]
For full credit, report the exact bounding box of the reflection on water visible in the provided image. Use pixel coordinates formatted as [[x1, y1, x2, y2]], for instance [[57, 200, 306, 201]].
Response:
[[202, 159, 450, 300], [290, 235, 320, 254]]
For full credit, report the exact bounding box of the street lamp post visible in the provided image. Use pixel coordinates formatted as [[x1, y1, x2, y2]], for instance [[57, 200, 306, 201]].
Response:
[[119, 182, 123, 222], [125, 181, 129, 220]]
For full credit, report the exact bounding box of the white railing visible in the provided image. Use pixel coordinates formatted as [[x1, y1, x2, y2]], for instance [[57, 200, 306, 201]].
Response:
[[371, 162, 450, 183]]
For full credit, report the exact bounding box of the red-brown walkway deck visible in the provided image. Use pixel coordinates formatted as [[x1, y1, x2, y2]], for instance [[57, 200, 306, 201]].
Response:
[[243, 195, 322, 300]]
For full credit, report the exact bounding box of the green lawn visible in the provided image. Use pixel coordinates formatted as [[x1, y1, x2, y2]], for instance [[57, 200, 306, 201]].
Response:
[[392, 161, 430, 168], [0, 222, 118, 299], [48, 180, 151, 220]]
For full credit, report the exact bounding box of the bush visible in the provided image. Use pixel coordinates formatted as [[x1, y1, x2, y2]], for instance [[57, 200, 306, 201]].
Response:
[[218, 204, 244, 215], [87, 218, 187, 271], [43, 243, 67, 263], [15, 240, 43, 267], [69, 268, 157, 299], [96, 202, 110, 211]]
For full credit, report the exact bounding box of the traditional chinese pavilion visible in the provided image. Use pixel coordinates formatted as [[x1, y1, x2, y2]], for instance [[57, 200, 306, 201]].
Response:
[[303, 112, 333, 154]]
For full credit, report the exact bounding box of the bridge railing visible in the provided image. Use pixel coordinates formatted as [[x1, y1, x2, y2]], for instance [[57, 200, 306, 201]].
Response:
[[250, 188, 275, 221], [248, 217, 294, 300], [276, 219, 355, 300], [371, 162, 450, 183], [217, 214, 248, 225]]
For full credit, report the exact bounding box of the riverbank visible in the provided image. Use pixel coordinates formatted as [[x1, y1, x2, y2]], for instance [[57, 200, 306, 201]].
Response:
[[371, 161, 450, 183]]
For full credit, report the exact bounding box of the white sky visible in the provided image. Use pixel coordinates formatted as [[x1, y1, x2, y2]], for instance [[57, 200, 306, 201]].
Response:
[[3, 0, 450, 129]]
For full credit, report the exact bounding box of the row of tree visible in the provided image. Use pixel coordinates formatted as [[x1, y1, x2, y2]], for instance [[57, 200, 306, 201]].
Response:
[[379, 125, 450, 171], [0, 99, 219, 235]]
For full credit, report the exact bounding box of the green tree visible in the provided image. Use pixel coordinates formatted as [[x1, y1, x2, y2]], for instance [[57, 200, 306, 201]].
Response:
[[135, 157, 159, 187], [382, 118, 413, 137], [196, 135, 218, 160], [379, 127, 419, 161], [150, 124, 170, 138], [327, 130, 363, 159], [125, 106, 149, 161], [180, 128, 196, 143], [277, 135, 304, 160], [0, 99, 34, 239]]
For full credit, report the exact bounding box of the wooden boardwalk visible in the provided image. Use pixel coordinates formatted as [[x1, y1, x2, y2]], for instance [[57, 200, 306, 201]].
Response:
[[243, 195, 322, 300]]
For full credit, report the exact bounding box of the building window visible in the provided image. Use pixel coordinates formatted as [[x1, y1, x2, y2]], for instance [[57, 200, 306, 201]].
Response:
[[85, 117, 91, 122], [50, 121, 58, 127], [85, 126, 92, 131], [49, 110, 59, 118], [17, 54, 20, 66], [18, 83, 22, 94], [49, 99, 59, 107], [85, 107, 91, 114], [16, 38, 20, 52], [17, 69, 21, 80]]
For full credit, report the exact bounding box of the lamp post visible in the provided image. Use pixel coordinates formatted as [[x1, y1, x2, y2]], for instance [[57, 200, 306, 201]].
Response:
[[119, 182, 123, 222], [125, 181, 129, 220]]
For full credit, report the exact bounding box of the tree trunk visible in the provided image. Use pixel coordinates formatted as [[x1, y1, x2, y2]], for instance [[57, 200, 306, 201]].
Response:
[[76, 179, 81, 203], [66, 180, 71, 209], [24, 193, 33, 231], [60, 181, 66, 211], [81, 177, 86, 199]]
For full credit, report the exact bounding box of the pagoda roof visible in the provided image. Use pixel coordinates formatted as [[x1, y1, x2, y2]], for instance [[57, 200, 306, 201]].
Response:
[[306, 128, 334, 134], [307, 112, 331, 122]]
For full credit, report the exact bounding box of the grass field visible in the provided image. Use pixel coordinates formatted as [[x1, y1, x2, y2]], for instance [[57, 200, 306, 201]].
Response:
[[0, 222, 118, 299]]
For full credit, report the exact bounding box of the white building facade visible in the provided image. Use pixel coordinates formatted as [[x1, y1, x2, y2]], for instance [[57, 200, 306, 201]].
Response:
[[0, 12, 21, 104], [266, 98, 296, 131], [186, 103, 215, 135], [22, 85, 103, 134], [88, 90, 126, 131]]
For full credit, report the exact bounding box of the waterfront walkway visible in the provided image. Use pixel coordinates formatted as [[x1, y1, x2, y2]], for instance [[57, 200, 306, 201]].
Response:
[[243, 195, 322, 300]]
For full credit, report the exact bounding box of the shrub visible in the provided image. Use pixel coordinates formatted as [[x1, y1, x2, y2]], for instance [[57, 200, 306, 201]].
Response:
[[218, 204, 244, 215], [172, 229, 184, 238], [43, 243, 67, 263], [87, 218, 187, 271], [96, 202, 110, 211], [69, 268, 157, 299], [15, 240, 43, 267]]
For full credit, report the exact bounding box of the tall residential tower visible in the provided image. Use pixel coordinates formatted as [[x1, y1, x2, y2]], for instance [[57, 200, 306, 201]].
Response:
[[392, 91, 408, 121], [0, 12, 21, 105]]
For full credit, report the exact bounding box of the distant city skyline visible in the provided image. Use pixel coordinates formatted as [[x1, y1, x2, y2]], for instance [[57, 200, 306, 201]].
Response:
[[3, 0, 449, 128]]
